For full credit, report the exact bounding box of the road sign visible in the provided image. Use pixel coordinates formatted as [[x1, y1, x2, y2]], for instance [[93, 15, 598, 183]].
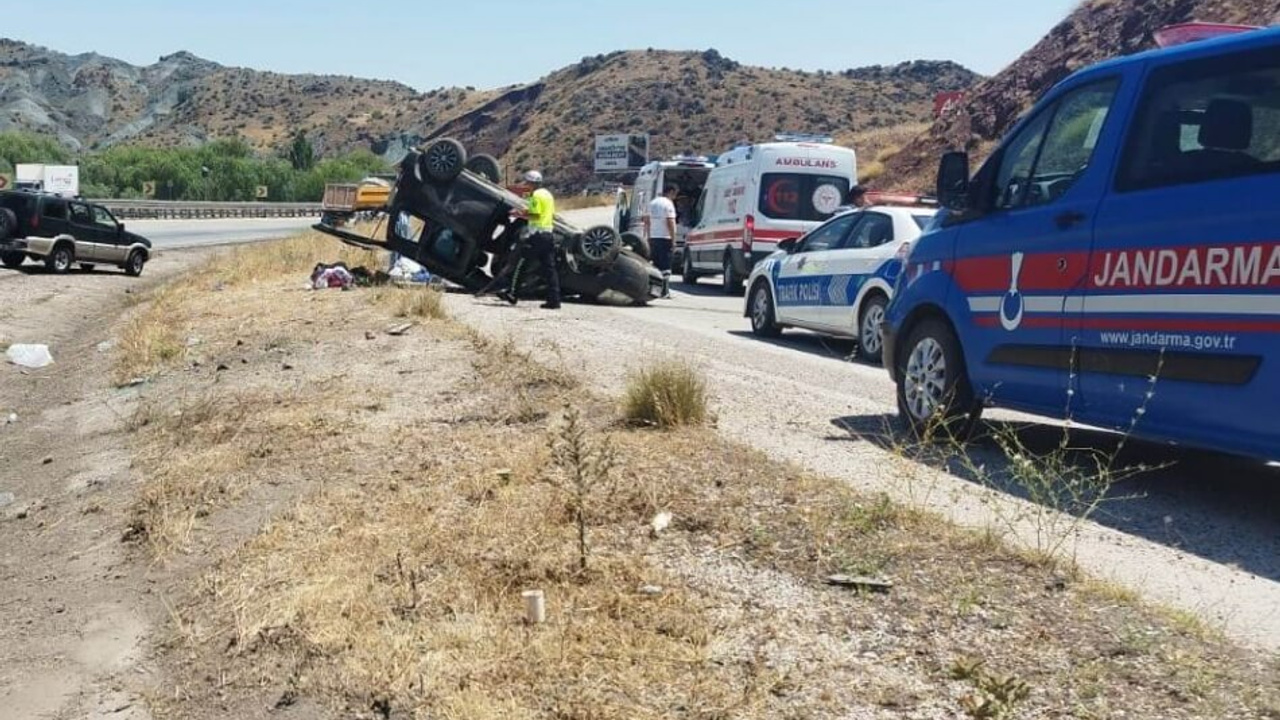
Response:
[[0, 173, 10, 190], [255, 185, 269, 199], [142, 181, 156, 198], [594, 133, 649, 173]]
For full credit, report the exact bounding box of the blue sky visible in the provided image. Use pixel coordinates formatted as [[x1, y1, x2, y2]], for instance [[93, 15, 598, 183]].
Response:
[[3, 1, 1078, 91]]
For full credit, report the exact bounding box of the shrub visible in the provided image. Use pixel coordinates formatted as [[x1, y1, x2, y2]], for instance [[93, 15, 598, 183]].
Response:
[[622, 360, 709, 429]]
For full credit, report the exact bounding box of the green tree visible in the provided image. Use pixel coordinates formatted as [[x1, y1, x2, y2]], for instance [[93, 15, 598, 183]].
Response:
[[288, 131, 315, 171]]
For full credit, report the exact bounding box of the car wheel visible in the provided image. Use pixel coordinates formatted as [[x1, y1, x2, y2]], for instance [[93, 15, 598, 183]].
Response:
[[421, 138, 468, 183], [79, 263, 96, 272], [896, 317, 980, 438], [45, 244, 73, 274], [722, 255, 743, 295], [465, 154, 502, 184], [749, 281, 781, 338], [1, 251, 23, 269], [682, 252, 699, 284], [620, 232, 650, 261], [575, 225, 622, 267], [0, 208, 17, 241], [857, 294, 889, 364], [124, 249, 146, 277]]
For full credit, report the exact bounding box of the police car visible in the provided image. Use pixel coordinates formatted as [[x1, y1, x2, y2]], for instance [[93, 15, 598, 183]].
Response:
[[883, 22, 1280, 461], [744, 202, 936, 363]]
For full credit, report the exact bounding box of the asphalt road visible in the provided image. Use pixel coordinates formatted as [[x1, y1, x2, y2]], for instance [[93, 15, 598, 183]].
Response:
[[445, 207, 1280, 650], [129, 217, 316, 250]]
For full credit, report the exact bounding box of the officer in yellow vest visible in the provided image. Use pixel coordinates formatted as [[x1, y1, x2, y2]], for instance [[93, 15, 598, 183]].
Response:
[[505, 170, 560, 309]]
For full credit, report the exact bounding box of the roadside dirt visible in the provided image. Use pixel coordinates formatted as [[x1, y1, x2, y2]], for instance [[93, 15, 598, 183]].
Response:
[[0, 252, 215, 720]]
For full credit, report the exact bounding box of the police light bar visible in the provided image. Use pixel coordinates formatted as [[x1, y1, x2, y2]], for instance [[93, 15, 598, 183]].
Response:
[[1154, 22, 1261, 48], [865, 191, 938, 208]]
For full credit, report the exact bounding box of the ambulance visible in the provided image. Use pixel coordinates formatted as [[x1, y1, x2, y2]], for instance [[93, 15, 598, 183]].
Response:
[[684, 136, 857, 294], [883, 22, 1280, 461], [614, 155, 716, 269]]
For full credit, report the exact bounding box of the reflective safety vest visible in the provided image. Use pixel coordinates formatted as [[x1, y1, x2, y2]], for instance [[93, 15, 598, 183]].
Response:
[[527, 187, 556, 231]]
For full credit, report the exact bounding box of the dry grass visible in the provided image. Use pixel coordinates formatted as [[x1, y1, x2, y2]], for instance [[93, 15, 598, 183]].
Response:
[[557, 194, 617, 211], [621, 360, 710, 429], [113, 283, 193, 386], [120, 231, 1280, 720], [369, 284, 447, 321]]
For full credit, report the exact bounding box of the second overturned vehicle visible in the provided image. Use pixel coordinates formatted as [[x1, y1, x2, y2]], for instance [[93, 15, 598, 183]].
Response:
[[314, 138, 662, 304]]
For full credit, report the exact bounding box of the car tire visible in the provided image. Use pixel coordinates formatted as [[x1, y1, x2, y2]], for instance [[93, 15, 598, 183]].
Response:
[[45, 244, 74, 274], [465, 154, 502, 184], [857, 294, 889, 365], [895, 317, 981, 439], [620, 232, 650, 261], [722, 255, 743, 295], [0, 208, 17, 241], [124, 249, 146, 277], [1, 251, 23, 269], [574, 225, 622, 267], [79, 263, 96, 272], [749, 281, 782, 338], [682, 252, 699, 284], [420, 138, 468, 183]]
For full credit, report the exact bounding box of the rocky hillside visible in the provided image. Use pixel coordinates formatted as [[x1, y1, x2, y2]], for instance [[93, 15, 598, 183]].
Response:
[[0, 39, 978, 188], [880, 0, 1280, 191]]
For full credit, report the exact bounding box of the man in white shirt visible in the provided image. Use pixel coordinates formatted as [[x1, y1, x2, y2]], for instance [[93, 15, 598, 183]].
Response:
[[643, 184, 678, 298]]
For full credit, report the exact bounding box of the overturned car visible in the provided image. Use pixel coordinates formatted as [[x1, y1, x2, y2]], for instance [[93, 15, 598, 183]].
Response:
[[314, 138, 662, 304]]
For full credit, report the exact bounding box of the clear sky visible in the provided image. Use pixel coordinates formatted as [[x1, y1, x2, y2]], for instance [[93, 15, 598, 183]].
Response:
[[2, 0, 1079, 91]]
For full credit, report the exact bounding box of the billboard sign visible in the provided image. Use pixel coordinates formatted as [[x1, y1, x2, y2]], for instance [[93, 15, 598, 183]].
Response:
[[934, 91, 967, 118], [594, 133, 649, 173]]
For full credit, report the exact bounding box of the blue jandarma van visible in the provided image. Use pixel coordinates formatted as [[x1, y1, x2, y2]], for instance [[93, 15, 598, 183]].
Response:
[[883, 23, 1280, 460]]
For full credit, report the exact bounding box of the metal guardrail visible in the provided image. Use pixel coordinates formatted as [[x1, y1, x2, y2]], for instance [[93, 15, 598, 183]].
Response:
[[96, 200, 324, 220]]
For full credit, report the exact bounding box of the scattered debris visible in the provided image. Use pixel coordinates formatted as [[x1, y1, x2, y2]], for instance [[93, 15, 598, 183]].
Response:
[[96, 340, 115, 353], [5, 413, 16, 425], [117, 377, 148, 389], [216, 363, 230, 372], [0, 492, 15, 509], [41, 456, 53, 465], [825, 574, 894, 593], [386, 323, 416, 337], [310, 263, 357, 290], [388, 255, 433, 285], [650, 511, 673, 538], [638, 585, 664, 596], [6, 344, 54, 369], [522, 589, 546, 625], [364, 331, 377, 341], [282, 363, 295, 371]]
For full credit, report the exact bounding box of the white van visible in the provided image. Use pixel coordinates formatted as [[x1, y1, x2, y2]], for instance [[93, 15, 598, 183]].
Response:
[[615, 156, 715, 268], [684, 140, 857, 293]]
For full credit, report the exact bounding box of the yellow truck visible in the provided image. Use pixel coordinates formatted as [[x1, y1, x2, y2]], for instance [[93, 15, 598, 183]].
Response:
[[320, 177, 392, 226]]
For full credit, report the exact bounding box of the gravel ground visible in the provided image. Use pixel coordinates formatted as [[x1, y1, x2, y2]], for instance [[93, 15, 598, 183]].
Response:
[[442, 207, 1280, 652]]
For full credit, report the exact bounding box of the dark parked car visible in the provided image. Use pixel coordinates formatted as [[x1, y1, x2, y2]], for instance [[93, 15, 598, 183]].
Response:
[[0, 191, 151, 275], [314, 138, 662, 304]]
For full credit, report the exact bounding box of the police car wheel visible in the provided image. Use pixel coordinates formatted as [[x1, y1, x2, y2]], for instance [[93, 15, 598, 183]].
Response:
[[858, 295, 888, 364], [749, 282, 781, 338], [896, 318, 979, 437]]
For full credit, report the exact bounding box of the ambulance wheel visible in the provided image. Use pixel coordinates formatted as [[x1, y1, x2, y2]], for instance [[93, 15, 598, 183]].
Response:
[[682, 253, 699, 284], [421, 138, 467, 183], [749, 281, 781, 338], [722, 255, 743, 295], [895, 317, 980, 439], [857, 294, 888, 364]]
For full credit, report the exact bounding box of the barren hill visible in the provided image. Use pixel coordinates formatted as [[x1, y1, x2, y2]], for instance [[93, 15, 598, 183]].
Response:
[[879, 0, 1280, 191], [0, 39, 978, 187]]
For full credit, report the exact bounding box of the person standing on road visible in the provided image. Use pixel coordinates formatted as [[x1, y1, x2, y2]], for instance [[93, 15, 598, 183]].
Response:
[[503, 170, 561, 310], [644, 184, 678, 299]]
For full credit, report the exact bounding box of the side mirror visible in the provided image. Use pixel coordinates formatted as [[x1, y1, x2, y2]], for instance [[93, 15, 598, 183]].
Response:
[[777, 237, 800, 254], [936, 151, 971, 211]]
